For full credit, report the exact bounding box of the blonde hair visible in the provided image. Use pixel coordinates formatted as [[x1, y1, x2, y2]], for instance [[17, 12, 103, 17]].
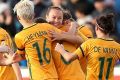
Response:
[[14, 0, 34, 22]]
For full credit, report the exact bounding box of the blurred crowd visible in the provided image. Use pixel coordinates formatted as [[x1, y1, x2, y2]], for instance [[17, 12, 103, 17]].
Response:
[[0, 0, 120, 66]]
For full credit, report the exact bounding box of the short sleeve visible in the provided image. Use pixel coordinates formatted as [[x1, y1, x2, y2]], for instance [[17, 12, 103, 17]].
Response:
[[77, 25, 93, 38], [74, 41, 89, 59], [77, 31, 88, 41], [15, 34, 25, 54]]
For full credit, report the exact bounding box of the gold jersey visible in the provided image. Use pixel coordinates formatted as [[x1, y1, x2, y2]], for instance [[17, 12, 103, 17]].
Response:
[[0, 28, 16, 80], [52, 26, 85, 80], [15, 23, 61, 80], [74, 38, 120, 80]]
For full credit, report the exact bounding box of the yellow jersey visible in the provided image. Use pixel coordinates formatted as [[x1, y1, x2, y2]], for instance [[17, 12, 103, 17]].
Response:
[[15, 23, 60, 80], [52, 26, 85, 80], [0, 28, 16, 80], [77, 25, 93, 38], [77, 25, 93, 73], [74, 38, 120, 80]]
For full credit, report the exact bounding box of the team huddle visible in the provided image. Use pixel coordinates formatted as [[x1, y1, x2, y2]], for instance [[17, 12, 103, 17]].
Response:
[[0, 0, 119, 80]]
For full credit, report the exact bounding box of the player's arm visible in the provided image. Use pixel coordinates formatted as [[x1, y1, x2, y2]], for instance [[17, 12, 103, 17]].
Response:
[[12, 63, 23, 80], [62, 26, 92, 45], [60, 22, 87, 44], [14, 34, 26, 61], [65, 24, 93, 44], [60, 33, 84, 45], [55, 42, 88, 62], [55, 43, 78, 62], [48, 23, 85, 45], [48, 30, 84, 45], [67, 21, 78, 34], [7, 41, 23, 80], [3, 43, 23, 80]]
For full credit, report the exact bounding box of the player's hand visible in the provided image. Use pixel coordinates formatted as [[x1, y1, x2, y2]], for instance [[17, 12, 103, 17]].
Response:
[[48, 30, 63, 41], [0, 45, 10, 53], [71, 22, 79, 28], [0, 41, 9, 53], [55, 43, 64, 53], [68, 22, 78, 34], [2, 53, 16, 65], [4, 53, 21, 65]]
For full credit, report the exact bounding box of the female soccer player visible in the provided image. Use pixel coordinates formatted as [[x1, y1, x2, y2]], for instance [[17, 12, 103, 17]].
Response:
[[46, 6, 93, 74], [7, 0, 62, 80], [46, 6, 85, 80], [0, 28, 22, 80], [55, 13, 120, 80]]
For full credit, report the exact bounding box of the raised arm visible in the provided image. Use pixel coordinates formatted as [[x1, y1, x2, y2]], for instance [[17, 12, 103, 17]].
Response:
[[49, 30, 84, 45], [0, 51, 15, 66], [0, 41, 23, 80], [60, 33, 84, 45], [48, 22, 86, 45], [55, 41, 89, 62], [55, 43, 78, 62]]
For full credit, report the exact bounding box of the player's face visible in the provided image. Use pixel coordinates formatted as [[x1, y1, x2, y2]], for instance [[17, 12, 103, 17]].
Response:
[[46, 9, 63, 28]]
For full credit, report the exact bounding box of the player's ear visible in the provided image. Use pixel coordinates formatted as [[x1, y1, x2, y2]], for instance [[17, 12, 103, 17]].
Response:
[[17, 16, 20, 20], [66, 20, 71, 24], [96, 26, 99, 31]]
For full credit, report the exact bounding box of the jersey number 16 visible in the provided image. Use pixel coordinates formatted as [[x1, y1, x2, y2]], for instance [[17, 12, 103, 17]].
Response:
[[33, 38, 51, 65]]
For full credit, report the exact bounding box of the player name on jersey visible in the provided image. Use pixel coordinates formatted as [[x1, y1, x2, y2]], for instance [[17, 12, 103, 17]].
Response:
[[94, 46, 118, 54], [25, 31, 47, 43]]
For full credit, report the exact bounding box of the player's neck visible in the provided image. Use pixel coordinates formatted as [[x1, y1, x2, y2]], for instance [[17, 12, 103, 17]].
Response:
[[97, 33, 110, 39], [22, 21, 35, 29]]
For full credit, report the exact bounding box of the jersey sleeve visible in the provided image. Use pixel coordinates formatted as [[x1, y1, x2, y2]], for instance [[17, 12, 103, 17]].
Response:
[[74, 41, 90, 59], [77, 31, 88, 41], [14, 34, 25, 55], [77, 25, 93, 38]]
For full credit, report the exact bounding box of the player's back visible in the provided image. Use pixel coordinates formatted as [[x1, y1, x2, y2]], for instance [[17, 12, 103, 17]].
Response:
[[85, 38, 120, 80], [15, 23, 59, 80], [0, 28, 16, 80], [52, 26, 85, 80]]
